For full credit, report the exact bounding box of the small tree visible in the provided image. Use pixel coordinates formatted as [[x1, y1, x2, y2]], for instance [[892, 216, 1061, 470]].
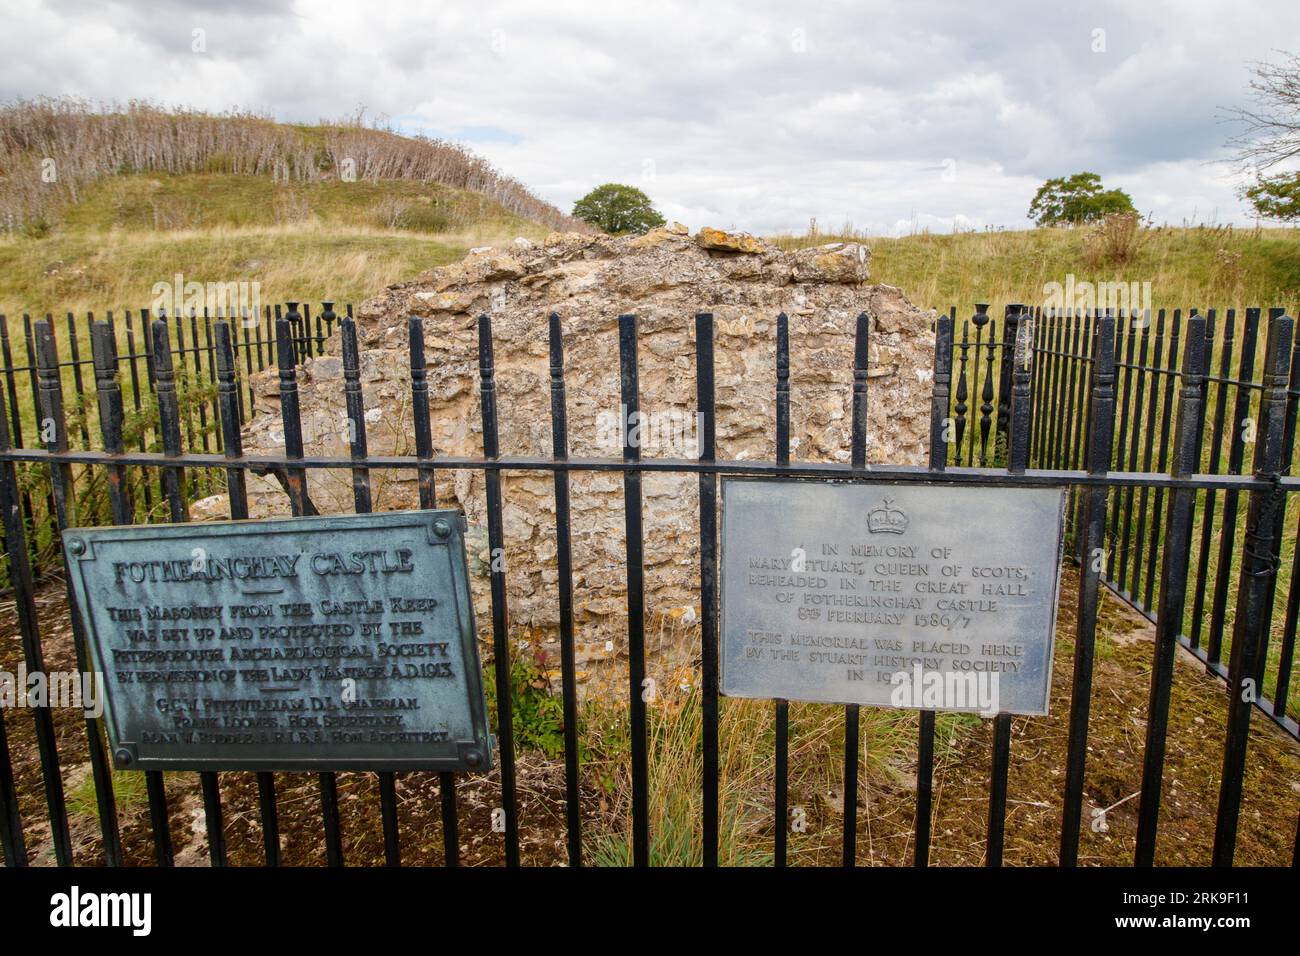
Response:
[[1224, 51, 1300, 222], [1027, 172, 1136, 226], [1243, 172, 1300, 222], [572, 183, 665, 235]]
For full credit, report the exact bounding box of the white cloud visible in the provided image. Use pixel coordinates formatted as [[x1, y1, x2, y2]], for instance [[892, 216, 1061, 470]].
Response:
[[3, 0, 1295, 233]]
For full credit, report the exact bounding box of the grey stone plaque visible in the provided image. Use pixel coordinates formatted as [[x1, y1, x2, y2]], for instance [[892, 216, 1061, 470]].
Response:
[[720, 479, 1066, 716], [62, 510, 492, 772]]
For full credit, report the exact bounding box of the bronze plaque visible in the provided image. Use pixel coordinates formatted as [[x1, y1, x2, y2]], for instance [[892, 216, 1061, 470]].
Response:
[[62, 510, 491, 772]]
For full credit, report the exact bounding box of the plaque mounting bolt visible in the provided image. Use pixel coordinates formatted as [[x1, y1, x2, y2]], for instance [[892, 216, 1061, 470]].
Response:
[[464, 749, 482, 768], [68, 538, 85, 555], [433, 519, 452, 539], [114, 748, 132, 767]]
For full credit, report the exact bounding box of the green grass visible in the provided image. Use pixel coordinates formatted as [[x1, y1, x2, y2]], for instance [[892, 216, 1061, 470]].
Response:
[[67, 763, 151, 822], [774, 223, 1300, 316], [0, 172, 550, 317]]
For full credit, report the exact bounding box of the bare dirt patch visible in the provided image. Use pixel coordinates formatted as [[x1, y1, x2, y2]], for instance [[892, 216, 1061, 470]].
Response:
[[2, 567, 1296, 866]]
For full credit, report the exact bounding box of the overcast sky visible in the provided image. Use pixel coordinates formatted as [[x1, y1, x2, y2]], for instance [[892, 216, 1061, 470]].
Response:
[[4, 0, 1297, 234]]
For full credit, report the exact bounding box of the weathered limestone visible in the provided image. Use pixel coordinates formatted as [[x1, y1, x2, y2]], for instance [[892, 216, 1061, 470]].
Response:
[[231, 227, 936, 665]]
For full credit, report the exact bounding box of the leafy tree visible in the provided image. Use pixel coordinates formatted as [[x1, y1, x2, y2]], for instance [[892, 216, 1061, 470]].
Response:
[[1224, 51, 1300, 221], [1027, 172, 1136, 226], [1244, 171, 1300, 222], [572, 183, 665, 235]]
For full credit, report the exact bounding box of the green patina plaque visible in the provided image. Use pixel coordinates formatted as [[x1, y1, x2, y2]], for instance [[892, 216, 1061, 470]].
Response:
[[62, 510, 492, 773]]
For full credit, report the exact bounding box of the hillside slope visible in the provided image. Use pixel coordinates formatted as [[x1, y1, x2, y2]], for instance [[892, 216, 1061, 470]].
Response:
[[775, 223, 1300, 314], [0, 172, 555, 313]]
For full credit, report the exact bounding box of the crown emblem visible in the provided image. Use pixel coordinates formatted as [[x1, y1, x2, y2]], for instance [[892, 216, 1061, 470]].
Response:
[[867, 497, 908, 535]]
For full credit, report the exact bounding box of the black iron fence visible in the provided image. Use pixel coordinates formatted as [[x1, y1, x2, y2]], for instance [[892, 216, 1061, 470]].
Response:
[[0, 302, 346, 585], [940, 303, 1300, 740], [0, 301, 1296, 868]]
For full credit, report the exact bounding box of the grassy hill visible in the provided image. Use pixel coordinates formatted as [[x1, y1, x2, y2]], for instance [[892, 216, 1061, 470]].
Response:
[[0, 99, 584, 315], [4, 195, 1298, 322], [0, 172, 553, 314], [0, 98, 1296, 318], [774, 222, 1300, 315]]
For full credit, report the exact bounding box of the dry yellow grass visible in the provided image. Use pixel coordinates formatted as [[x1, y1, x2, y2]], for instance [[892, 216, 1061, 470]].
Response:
[[772, 223, 1300, 315]]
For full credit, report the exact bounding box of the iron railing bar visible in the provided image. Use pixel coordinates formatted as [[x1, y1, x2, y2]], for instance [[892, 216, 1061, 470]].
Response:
[[152, 318, 229, 867], [842, 311, 870, 867], [1060, 312, 1117, 864], [274, 304, 342, 867], [1134, 314, 1208, 865], [986, 314, 1034, 866], [1106, 314, 1137, 579], [916, 309, 954, 868], [1214, 313, 1293, 865], [697, 312, 720, 868], [214, 318, 281, 867], [64, 313, 91, 448], [0, 702, 24, 865], [91, 319, 175, 868], [619, 313, 651, 868], [478, 313, 520, 867], [1132, 310, 1167, 603], [1208, 308, 1262, 668], [1257, 307, 1298, 688], [0, 341, 67, 866], [2, 446, 1296, 491], [1190, 310, 1231, 650], [33, 318, 123, 865], [547, 312, 582, 868], [340, 313, 402, 868], [407, 316, 460, 867], [1145, 310, 1182, 611], [772, 311, 790, 868]]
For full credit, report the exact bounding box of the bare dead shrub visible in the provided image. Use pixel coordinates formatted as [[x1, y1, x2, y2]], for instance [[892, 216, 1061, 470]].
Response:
[[1082, 212, 1147, 268], [372, 196, 411, 230], [0, 97, 593, 235], [272, 189, 311, 224]]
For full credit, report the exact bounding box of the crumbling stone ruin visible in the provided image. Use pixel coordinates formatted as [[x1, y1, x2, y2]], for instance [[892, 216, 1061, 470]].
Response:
[[220, 225, 937, 669]]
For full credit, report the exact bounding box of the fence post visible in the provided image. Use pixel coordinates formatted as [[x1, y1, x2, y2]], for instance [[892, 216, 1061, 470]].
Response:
[[91, 320, 177, 868], [1258, 306, 1296, 684], [773, 312, 790, 869], [214, 318, 283, 867], [986, 313, 1034, 866], [478, 313, 520, 867], [547, 313, 583, 868], [996, 304, 1022, 448], [916, 311, 953, 868], [844, 312, 870, 868], [1059, 311, 1116, 865], [151, 318, 230, 867], [408, 316, 461, 867], [1214, 312, 1294, 866], [1133, 314, 1208, 866], [151, 319, 187, 522], [692, 313, 720, 868], [618, 313, 651, 868], [0, 376, 46, 866], [274, 304, 340, 864], [339, 314, 403, 867], [1, 343, 73, 865], [35, 318, 124, 865], [0, 688, 22, 866], [1208, 309, 1262, 668]]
